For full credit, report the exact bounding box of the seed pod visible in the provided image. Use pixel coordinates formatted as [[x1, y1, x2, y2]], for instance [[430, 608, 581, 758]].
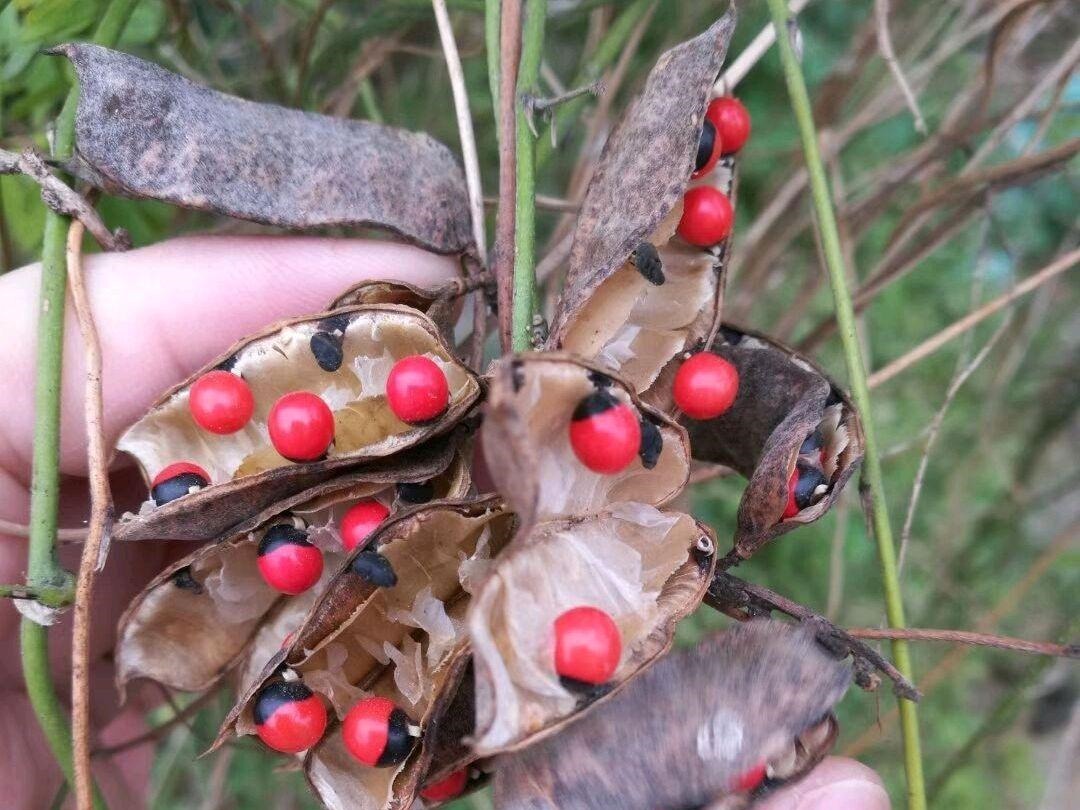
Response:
[[493, 620, 849, 809], [115, 444, 470, 696], [468, 504, 716, 755], [329, 278, 471, 346], [680, 325, 864, 558], [113, 306, 480, 543], [547, 12, 738, 402], [482, 355, 690, 524]]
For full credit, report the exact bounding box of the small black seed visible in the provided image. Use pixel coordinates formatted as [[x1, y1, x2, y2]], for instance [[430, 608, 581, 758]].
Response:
[[151, 472, 209, 506], [379, 708, 417, 766], [397, 480, 435, 504], [309, 331, 344, 371], [638, 417, 663, 469], [560, 677, 614, 702], [510, 360, 525, 393], [793, 463, 828, 510], [630, 242, 664, 285], [695, 119, 717, 173], [587, 370, 614, 389], [572, 389, 619, 421], [719, 326, 744, 346], [214, 354, 239, 373], [691, 544, 714, 572], [318, 313, 351, 334], [825, 388, 842, 407], [172, 565, 204, 594], [253, 680, 315, 726], [800, 427, 823, 455], [350, 550, 397, 587], [258, 523, 312, 556]]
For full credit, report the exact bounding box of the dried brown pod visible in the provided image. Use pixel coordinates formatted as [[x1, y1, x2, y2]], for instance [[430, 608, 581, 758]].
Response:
[[115, 448, 472, 696], [547, 12, 737, 398], [492, 619, 850, 810], [482, 354, 690, 524], [467, 504, 716, 755], [683, 325, 864, 559], [53, 44, 474, 259], [327, 278, 477, 346], [114, 305, 480, 543]]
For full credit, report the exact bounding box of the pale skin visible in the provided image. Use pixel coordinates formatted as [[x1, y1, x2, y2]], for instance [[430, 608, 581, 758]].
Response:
[[0, 236, 889, 809]]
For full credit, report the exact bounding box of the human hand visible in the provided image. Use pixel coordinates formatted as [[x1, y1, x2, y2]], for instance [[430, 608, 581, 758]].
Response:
[[757, 757, 891, 810], [0, 235, 458, 808]]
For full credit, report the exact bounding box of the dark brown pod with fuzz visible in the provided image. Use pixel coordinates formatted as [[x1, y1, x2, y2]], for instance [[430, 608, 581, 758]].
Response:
[[115, 442, 472, 697], [546, 12, 737, 403], [493, 620, 850, 810], [113, 305, 480, 544], [682, 325, 864, 559]]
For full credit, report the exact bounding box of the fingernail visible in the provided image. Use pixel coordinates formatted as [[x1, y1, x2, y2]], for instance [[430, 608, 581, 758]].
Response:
[[798, 778, 891, 810]]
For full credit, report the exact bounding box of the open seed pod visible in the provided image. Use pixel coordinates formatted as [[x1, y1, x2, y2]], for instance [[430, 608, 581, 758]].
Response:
[[546, 13, 737, 401], [217, 497, 515, 810], [482, 354, 690, 523], [116, 445, 472, 696], [114, 305, 480, 543], [467, 503, 716, 755], [492, 619, 849, 810], [683, 325, 864, 559], [328, 278, 473, 344], [55, 45, 476, 263]]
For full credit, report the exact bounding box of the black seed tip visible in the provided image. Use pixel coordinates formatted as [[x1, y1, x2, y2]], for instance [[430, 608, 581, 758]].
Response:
[[559, 677, 614, 702], [351, 550, 397, 588], [379, 708, 417, 766], [630, 242, 664, 285], [793, 463, 828, 510], [396, 480, 435, 504], [719, 326, 744, 346], [510, 360, 525, 393], [214, 354, 239, 373], [800, 427, 823, 455], [572, 389, 619, 421], [587, 370, 614, 389], [309, 331, 344, 372], [638, 417, 663, 469], [695, 119, 718, 173], [172, 565, 204, 594], [253, 680, 315, 726], [318, 313, 351, 335], [825, 388, 842, 407], [151, 472, 209, 506], [258, 523, 312, 556]]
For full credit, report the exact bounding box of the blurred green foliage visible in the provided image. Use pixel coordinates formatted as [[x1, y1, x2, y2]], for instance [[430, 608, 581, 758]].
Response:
[[2, 1, 1076, 809]]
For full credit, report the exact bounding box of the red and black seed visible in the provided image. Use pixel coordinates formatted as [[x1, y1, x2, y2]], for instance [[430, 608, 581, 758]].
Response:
[[638, 416, 663, 469], [379, 707, 415, 766], [253, 680, 314, 726], [630, 242, 665, 285], [151, 470, 209, 506], [258, 523, 311, 556], [350, 549, 398, 588], [573, 389, 619, 421], [719, 326, 744, 346], [172, 565, 204, 594], [695, 119, 719, 172], [793, 462, 828, 510], [800, 427, 823, 455], [587, 370, 614, 389], [396, 480, 435, 504]]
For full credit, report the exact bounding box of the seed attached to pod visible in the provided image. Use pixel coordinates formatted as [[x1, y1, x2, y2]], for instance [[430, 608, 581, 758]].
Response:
[[396, 480, 435, 504], [692, 118, 723, 179], [676, 186, 734, 247], [309, 331, 345, 372], [150, 462, 210, 506], [342, 696, 417, 767], [188, 369, 255, 435], [386, 355, 449, 424], [420, 768, 469, 802], [638, 417, 663, 469], [782, 463, 829, 519], [339, 499, 391, 551], [253, 680, 327, 754], [268, 391, 335, 462], [673, 352, 739, 420], [569, 390, 642, 474], [706, 96, 751, 155], [257, 523, 324, 595], [350, 549, 398, 588], [554, 606, 622, 686], [731, 761, 768, 792]]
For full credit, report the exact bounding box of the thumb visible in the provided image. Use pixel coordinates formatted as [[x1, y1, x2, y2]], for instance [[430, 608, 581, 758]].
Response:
[[755, 758, 891, 810]]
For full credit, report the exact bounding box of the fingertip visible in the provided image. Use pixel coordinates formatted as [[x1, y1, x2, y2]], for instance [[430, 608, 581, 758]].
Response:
[[756, 758, 890, 810]]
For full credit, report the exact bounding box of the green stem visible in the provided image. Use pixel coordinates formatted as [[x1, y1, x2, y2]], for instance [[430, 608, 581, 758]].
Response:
[[763, 1, 927, 808], [511, 0, 546, 351], [485, 0, 501, 139], [21, 3, 139, 808], [534, 0, 653, 171], [0, 583, 74, 606]]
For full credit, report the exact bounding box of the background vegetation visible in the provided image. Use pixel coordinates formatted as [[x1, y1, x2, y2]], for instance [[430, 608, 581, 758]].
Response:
[[1, 1, 1076, 808]]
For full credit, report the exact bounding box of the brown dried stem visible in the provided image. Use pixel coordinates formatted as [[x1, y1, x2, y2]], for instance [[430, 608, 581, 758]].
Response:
[[846, 628, 1078, 659], [874, 0, 926, 134], [493, 0, 523, 352], [0, 519, 88, 542]]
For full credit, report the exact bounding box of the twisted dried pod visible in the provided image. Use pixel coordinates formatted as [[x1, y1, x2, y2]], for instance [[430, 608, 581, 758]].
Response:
[[115, 443, 471, 696], [685, 325, 864, 559], [114, 305, 480, 543], [546, 13, 737, 404], [493, 619, 850, 809]]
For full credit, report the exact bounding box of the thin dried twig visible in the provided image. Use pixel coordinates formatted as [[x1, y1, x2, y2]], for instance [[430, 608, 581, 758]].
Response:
[[493, 0, 523, 352], [715, 0, 813, 92], [485, 193, 580, 213], [67, 219, 114, 810], [0, 148, 129, 252], [847, 628, 1078, 659], [0, 518, 87, 542], [92, 690, 219, 758], [874, 0, 927, 134]]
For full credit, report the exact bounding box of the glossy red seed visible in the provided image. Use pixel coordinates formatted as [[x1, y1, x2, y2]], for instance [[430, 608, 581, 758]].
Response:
[[253, 683, 327, 754], [386, 355, 450, 423], [257, 542, 324, 595], [569, 394, 641, 475], [554, 606, 622, 685], [151, 461, 209, 488], [420, 768, 469, 802], [342, 696, 414, 767], [783, 468, 800, 519], [706, 96, 751, 155], [691, 119, 723, 179], [340, 499, 391, 551], [673, 352, 739, 420], [677, 186, 733, 247], [189, 370, 255, 434], [268, 391, 334, 462], [732, 761, 767, 792]]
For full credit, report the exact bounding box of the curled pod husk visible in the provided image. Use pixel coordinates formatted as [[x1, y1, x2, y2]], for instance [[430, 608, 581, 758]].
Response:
[[482, 354, 690, 524], [54, 45, 475, 262], [114, 305, 480, 543], [468, 503, 717, 755], [328, 278, 473, 345], [116, 445, 472, 696], [684, 325, 864, 558], [546, 12, 737, 400], [217, 497, 515, 810], [493, 619, 850, 810]]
